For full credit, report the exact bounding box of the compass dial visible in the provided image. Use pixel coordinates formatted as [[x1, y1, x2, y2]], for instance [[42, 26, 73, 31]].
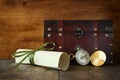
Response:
[[75, 49, 90, 65]]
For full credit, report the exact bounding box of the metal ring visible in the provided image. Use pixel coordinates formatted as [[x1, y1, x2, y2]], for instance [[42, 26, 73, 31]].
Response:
[[75, 28, 84, 38], [69, 53, 75, 60]]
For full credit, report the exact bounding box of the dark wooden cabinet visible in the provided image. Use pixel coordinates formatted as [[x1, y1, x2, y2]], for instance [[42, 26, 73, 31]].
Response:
[[44, 20, 113, 64]]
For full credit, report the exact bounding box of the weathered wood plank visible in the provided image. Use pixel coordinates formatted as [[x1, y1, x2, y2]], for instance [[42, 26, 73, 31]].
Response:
[[60, 65, 120, 80], [0, 60, 59, 80], [0, 60, 120, 80]]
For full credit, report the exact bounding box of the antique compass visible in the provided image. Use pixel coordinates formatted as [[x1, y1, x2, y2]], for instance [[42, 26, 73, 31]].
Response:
[[70, 45, 90, 65]]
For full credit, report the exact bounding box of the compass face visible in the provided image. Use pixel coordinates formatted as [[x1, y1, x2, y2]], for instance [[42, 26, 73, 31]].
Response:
[[90, 50, 106, 66], [75, 49, 90, 65]]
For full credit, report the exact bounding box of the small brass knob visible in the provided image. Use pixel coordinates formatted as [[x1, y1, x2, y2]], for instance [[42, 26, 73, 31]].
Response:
[[47, 34, 51, 37], [94, 47, 98, 49], [109, 44, 112, 46], [48, 28, 52, 31], [105, 34, 109, 37], [94, 33, 98, 36], [94, 28, 98, 31], [59, 28, 63, 31], [58, 46, 62, 49], [111, 61, 113, 64], [58, 33, 62, 36]]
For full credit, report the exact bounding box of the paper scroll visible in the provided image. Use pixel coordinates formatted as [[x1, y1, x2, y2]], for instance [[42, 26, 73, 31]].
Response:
[[15, 49, 70, 71]]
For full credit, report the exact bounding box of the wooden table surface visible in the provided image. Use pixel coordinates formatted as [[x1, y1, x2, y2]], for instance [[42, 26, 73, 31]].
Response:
[[0, 60, 120, 80]]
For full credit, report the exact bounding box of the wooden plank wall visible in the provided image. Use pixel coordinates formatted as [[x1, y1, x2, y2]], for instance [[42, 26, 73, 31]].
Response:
[[0, 0, 120, 63]]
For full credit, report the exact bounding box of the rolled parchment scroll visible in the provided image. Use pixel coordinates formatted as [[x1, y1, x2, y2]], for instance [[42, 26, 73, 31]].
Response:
[[15, 49, 70, 71]]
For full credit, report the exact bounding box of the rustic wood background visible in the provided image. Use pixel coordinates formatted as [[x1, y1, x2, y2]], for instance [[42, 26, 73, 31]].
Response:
[[0, 0, 120, 63]]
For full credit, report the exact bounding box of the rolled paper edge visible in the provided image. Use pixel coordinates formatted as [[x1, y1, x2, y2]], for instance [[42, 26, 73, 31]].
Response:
[[58, 52, 70, 71]]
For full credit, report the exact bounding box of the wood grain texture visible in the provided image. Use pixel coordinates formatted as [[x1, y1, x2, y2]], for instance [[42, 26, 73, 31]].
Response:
[[0, 60, 59, 80], [60, 65, 120, 80], [0, 0, 120, 63], [0, 60, 120, 80]]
